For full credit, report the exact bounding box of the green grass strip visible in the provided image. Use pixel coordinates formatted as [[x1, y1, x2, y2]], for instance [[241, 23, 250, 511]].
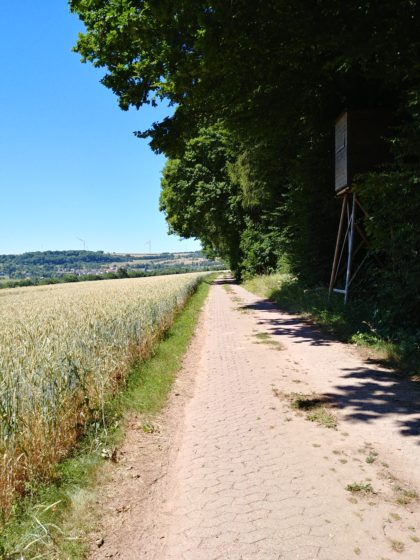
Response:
[[0, 274, 215, 560]]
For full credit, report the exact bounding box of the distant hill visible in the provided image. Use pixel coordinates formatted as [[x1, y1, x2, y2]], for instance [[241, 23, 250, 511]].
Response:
[[0, 250, 222, 282]]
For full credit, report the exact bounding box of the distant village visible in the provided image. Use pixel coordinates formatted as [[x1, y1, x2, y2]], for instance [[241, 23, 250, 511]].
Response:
[[0, 250, 223, 282]]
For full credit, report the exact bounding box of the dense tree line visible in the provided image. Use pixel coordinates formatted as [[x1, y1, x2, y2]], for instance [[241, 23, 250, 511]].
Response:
[[0, 250, 129, 267], [0, 250, 130, 278], [0, 265, 224, 291], [71, 1, 420, 332]]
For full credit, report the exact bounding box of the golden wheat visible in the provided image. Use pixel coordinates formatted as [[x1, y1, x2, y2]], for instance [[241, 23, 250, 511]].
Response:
[[0, 273, 205, 517]]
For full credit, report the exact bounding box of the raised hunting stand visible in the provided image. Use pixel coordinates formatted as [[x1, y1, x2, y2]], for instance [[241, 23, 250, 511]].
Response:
[[329, 110, 392, 303]]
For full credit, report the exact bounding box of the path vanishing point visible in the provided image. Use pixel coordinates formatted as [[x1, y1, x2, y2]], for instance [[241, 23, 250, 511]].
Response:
[[90, 277, 420, 560]]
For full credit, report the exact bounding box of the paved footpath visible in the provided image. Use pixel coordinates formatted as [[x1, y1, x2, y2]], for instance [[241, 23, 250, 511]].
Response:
[[157, 278, 420, 559], [93, 278, 420, 560]]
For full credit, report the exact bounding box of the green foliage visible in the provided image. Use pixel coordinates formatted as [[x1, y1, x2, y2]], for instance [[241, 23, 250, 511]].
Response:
[[238, 217, 282, 280], [70, 0, 420, 332], [116, 266, 129, 278], [353, 91, 420, 330], [0, 250, 124, 267], [160, 124, 244, 272], [357, 170, 420, 329]]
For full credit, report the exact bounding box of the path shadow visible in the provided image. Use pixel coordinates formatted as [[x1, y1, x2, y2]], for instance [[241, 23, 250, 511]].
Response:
[[213, 276, 236, 286], [325, 364, 420, 441], [239, 294, 420, 442], [241, 298, 334, 347]]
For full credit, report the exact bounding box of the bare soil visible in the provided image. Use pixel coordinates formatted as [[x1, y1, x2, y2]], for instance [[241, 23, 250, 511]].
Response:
[[88, 277, 420, 560]]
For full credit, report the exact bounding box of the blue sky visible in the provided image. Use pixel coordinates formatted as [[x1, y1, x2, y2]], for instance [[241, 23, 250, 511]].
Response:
[[0, 1, 200, 255]]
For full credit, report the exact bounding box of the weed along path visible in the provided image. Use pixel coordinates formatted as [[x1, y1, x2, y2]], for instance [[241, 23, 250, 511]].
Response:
[[90, 277, 420, 560]]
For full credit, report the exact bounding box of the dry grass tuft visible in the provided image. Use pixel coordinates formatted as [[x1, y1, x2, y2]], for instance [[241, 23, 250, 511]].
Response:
[[346, 482, 376, 495], [393, 484, 418, 506], [273, 390, 337, 429]]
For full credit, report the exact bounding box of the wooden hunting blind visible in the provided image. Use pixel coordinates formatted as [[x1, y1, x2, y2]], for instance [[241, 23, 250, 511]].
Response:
[[330, 110, 393, 302], [335, 110, 393, 193]]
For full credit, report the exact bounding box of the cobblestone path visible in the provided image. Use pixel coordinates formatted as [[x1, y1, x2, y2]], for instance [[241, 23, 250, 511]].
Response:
[[160, 279, 420, 560], [92, 278, 420, 560]]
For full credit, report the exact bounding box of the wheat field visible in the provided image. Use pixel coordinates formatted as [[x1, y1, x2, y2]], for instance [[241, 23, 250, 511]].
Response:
[[0, 273, 205, 517]]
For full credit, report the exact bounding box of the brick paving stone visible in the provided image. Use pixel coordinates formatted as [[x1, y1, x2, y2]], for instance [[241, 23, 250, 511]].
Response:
[[96, 278, 420, 560], [158, 279, 420, 559]]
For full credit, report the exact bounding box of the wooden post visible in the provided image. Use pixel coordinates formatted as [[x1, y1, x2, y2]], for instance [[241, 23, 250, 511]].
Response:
[[344, 193, 356, 303], [329, 193, 348, 296]]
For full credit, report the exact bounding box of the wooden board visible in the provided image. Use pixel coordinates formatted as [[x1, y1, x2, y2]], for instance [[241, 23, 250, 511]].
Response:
[[334, 110, 393, 194], [335, 112, 348, 192]]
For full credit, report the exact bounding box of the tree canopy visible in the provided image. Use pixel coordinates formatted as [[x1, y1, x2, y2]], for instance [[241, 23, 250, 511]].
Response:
[[160, 123, 244, 269], [71, 0, 420, 330]]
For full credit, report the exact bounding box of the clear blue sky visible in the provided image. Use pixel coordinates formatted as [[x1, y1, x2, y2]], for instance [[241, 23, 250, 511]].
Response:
[[0, 1, 200, 255]]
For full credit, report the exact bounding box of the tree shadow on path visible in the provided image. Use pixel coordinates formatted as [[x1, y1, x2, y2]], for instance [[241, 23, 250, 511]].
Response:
[[242, 298, 335, 347], [325, 364, 420, 441], [239, 294, 420, 443]]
